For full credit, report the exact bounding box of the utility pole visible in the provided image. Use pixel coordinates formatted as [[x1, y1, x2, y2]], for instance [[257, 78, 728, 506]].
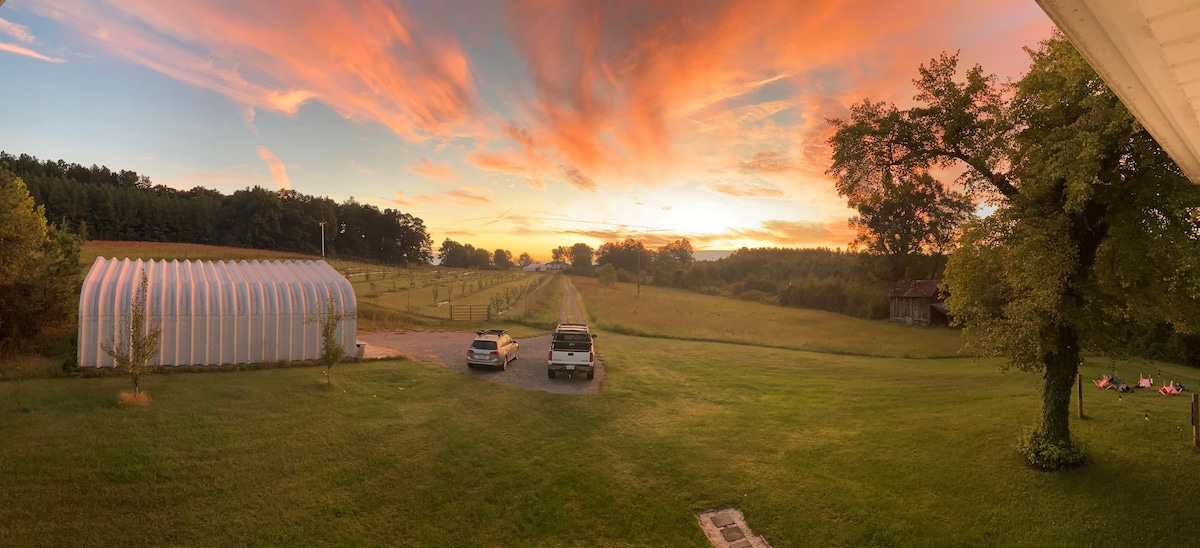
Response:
[[318, 221, 326, 259]]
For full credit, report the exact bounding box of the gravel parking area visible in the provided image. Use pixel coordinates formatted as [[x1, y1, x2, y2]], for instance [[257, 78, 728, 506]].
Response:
[[358, 330, 602, 395]]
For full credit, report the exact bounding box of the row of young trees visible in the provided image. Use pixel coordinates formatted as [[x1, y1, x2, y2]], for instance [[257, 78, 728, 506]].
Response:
[[1, 152, 433, 266]]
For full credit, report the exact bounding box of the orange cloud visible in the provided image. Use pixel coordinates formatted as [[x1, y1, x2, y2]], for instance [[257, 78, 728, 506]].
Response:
[[407, 157, 454, 180], [498, 0, 1050, 189], [32, 0, 482, 140], [561, 166, 596, 192], [255, 146, 290, 190], [392, 190, 416, 207], [703, 182, 784, 198], [727, 220, 857, 248], [389, 186, 493, 207], [738, 151, 794, 174]]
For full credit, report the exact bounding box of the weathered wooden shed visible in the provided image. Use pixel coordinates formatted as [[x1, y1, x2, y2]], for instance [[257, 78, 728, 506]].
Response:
[[888, 279, 948, 326], [78, 258, 356, 367]]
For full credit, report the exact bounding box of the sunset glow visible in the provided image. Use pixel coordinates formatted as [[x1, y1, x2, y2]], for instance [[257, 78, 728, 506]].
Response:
[[0, 1, 1054, 259]]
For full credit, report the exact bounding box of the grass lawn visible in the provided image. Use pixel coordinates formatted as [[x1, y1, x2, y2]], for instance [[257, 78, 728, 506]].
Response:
[[3, 334, 1199, 546], [573, 276, 966, 358], [8, 243, 1196, 545]]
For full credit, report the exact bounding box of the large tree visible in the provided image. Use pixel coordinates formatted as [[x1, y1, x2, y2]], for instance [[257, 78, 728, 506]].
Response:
[[0, 168, 82, 342], [568, 243, 594, 275], [836, 169, 973, 280], [828, 35, 1200, 468]]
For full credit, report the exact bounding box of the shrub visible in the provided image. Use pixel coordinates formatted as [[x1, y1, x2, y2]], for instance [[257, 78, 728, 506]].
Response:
[[1016, 427, 1087, 470]]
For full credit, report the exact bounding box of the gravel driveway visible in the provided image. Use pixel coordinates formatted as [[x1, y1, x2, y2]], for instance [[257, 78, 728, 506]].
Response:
[[358, 330, 603, 395], [358, 276, 602, 395]]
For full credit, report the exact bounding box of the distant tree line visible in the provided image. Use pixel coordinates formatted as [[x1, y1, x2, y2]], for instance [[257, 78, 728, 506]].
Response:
[[0, 152, 432, 265], [555, 239, 905, 319], [437, 238, 518, 269]]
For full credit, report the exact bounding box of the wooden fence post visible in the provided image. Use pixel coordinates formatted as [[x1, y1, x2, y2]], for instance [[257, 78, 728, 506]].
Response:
[[1192, 393, 1198, 449], [1077, 373, 1084, 419]]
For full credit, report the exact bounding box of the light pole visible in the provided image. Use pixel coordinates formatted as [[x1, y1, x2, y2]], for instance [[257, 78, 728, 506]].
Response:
[[318, 221, 326, 259]]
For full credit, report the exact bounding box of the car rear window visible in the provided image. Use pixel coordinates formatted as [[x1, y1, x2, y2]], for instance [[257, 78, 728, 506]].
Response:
[[554, 333, 590, 342], [471, 340, 498, 350]]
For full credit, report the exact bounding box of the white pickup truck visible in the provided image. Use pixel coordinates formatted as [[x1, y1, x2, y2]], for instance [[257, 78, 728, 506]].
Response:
[[547, 323, 596, 379]]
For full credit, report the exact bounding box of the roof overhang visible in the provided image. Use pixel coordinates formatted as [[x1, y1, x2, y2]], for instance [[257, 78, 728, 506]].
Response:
[[1037, 0, 1200, 183]]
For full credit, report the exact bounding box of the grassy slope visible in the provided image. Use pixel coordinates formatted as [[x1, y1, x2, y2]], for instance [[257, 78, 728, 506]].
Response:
[[573, 276, 965, 358], [3, 337, 1198, 546]]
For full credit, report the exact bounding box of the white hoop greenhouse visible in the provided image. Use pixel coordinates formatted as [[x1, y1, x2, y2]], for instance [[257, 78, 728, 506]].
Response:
[[78, 258, 357, 367]]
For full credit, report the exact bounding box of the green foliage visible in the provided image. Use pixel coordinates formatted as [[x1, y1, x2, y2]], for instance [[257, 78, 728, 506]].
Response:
[[0, 168, 83, 343], [598, 263, 617, 285], [838, 33, 1200, 458], [307, 295, 353, 385], [100, 270, 162, 395], [0, 168, 48, 284], [569, 243, 594, 275], [1016, 427, 1087, 470]]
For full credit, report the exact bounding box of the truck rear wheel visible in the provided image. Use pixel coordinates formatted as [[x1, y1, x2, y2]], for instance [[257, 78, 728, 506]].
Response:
[[586, 371, 594, 380], [548, 370, 555, 379]]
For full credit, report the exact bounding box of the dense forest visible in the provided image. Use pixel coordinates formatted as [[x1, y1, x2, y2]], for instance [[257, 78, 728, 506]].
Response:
[[0, 152, 432, 266]]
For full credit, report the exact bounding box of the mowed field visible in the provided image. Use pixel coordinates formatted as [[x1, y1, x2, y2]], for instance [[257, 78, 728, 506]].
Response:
[[4, 257, 1200, 545], [573, 276, 965, 358]]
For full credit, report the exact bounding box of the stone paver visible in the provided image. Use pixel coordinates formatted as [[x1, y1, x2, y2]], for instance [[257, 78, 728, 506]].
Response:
[[721, 527, 746, 542], [695, 507, 769, 548]]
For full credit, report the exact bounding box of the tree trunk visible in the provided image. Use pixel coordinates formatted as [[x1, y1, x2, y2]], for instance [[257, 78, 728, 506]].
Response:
[[1040, 325, 1080, 448]]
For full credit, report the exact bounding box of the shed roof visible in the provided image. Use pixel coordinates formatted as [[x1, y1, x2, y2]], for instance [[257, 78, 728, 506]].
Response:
[[889, 279, 942, 299], [78, 257, 356, 367]]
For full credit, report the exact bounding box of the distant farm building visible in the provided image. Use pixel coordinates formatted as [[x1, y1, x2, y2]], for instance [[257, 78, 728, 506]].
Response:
[[78, 258, 356, 367], [889, 279, 949, 326], [522, 261, 569, 272]]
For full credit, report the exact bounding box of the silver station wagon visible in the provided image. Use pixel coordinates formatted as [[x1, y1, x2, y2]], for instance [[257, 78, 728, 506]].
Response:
[[466, 329, 520, 370]]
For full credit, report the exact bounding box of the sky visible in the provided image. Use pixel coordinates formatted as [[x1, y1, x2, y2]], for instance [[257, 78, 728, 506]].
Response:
[[0, 0, 1055, 261]]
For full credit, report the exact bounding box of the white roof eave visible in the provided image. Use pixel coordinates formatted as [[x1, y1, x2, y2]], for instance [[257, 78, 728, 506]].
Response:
[[1037, 0, 1200, 183]]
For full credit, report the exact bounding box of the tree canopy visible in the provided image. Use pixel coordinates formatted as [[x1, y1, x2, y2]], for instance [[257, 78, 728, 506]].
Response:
[[828, 34, 1200, 468], [0, 167, 82, 343]]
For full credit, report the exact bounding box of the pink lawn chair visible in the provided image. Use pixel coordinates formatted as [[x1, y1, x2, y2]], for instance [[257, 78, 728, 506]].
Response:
[[1137, 374, 1153, 389], [1093, 375, 1112, 389], [1159, 381, 1181, 395]]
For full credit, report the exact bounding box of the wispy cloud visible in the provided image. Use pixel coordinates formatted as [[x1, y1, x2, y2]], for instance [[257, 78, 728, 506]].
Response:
[[727, 220, 857, 247], [0, 17, 36, 43], [703, 182, 784, 198], [738, 150, 794, 174], [390, 185, 493, 207], [0, 42, 63, 62], [255, 146, 290, 190], [407, 157, 454, 180], [561, 166, 596, 192]]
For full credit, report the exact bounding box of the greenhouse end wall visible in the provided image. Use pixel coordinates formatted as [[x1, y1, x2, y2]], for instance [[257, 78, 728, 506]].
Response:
[[78, 258, 357, 367]]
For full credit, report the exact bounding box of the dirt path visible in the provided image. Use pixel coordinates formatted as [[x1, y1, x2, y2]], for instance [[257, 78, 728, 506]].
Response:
[[557, 275, 588, 323], [357, 275, 603, 395]]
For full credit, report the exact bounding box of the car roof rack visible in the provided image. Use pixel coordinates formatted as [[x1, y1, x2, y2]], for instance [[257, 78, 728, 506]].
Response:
[[474, 328, 508, 336]]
